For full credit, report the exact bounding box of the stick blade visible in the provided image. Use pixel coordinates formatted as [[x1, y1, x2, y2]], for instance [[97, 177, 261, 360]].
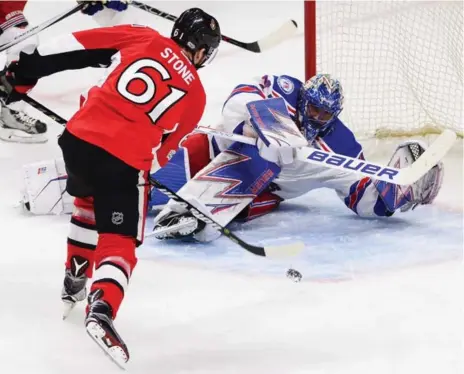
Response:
[[257, 20, 298, 52], [264, 241, 305, 258], [396, 129, 457, 185]]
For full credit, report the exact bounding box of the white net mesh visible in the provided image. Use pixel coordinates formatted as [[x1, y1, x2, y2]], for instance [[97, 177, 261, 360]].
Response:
[[315, 0, 463, 140]]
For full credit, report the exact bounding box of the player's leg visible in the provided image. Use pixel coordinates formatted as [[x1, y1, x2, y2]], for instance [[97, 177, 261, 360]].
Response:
[[0, 0, 47, 143], [62, 196, 97, 317], [58, 131, 98, 316], [85, 148, 149, 365]]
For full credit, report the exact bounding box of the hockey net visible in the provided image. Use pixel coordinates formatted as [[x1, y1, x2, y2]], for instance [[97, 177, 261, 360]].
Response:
[[304, 0, 463, 141]]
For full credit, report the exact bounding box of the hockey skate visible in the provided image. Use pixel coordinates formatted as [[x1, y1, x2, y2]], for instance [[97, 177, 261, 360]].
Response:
[[152, 210, 205, 240], [61, 256, 89, 319], [0, 101, 47, 143], [85, 289, 129, 368]]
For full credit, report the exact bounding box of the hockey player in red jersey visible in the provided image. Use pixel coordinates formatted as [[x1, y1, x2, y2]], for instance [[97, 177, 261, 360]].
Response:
[[0, 8, 221, 366], [0, 0, 130, 143], [0, 0, 47, 143]]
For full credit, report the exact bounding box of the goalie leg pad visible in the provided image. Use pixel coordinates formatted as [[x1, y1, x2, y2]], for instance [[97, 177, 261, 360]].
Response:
[[193, 141, 281, 225], [21, 158, 72, 215], [151, 142, 280, 242], [148, 133, 213, 211], [149, 133, 213, 210], [149, 148, 190, 211]]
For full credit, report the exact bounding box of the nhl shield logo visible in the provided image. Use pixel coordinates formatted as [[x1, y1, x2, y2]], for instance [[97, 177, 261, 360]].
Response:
[[111, 212, 124, 225]]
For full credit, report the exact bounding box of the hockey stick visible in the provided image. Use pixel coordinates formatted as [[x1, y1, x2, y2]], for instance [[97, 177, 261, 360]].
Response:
[[148, 176, 304, 258], [21, 95, 68, 125], [18, 95, 304, 258], [195, 126, 457, 186], [0, 3, 85, 53], [130, 1, 298, 53]]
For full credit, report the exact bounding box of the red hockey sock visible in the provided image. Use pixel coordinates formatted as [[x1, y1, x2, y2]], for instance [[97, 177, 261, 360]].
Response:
[[65, 197, 97, 278], [89, 233, 137, 319]]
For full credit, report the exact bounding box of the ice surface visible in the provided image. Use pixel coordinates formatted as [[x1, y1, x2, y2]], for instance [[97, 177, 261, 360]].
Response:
[[0, 1, 462, 373]]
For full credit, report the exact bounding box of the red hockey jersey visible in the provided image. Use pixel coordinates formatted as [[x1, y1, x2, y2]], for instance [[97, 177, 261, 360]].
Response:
[[14, 24, 207, 171]]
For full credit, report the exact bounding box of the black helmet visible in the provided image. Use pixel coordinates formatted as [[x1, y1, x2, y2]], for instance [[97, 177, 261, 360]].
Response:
[[171, 8, 221, 68]]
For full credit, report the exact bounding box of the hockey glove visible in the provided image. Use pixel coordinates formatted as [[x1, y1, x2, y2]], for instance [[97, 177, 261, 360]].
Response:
[[0, 61, 37, 104], [78, 0, 130, 16]]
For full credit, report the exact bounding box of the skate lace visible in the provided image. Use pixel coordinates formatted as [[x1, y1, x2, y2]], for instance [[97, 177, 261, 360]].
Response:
[[14, 111, 37, 128]]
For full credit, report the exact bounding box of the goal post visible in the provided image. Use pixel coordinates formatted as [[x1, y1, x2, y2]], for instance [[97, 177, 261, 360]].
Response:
[[304, 0, 463, 140], [304, 0, 317, 80]]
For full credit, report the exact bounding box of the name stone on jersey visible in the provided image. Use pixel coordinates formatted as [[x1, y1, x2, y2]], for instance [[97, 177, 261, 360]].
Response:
[[161, 48, 195, 85]]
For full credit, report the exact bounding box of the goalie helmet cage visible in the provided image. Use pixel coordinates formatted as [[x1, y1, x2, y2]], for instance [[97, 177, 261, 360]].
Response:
[[304, 0, 463, 141]]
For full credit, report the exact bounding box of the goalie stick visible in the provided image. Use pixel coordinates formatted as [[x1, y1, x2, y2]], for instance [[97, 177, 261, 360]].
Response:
[[19, 95, 304, 258], [0, 3, 85, 53], [130, 1, 298, 53], [195, 126, 457, 186]]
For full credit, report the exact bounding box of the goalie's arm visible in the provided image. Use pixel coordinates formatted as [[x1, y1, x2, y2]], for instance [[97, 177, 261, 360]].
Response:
[[196, 127, 456, 185]]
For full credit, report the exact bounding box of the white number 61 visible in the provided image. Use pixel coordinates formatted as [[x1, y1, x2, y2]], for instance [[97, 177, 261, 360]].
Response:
[[117, 58, 186, 124]]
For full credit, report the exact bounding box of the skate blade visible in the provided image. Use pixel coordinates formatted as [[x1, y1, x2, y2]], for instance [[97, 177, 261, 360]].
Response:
[[86, 321, 128, 370], [62, 300, 76, 320], [0, 126, 48, 143]]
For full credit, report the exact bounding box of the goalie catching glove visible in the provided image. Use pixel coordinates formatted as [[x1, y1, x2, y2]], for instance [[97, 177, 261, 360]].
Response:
[[376, 139, 444, 213]]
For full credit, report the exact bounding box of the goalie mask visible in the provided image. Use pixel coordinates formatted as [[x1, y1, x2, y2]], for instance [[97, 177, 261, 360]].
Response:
[[297, 74, 344, 142]]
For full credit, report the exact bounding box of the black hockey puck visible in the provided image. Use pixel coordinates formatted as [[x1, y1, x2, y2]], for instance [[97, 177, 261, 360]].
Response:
[[286, 268, 302, 283]]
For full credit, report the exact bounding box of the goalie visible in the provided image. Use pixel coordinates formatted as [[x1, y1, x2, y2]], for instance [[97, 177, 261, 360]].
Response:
[[20, 74, 444, 243], [150, 73, 444, 242]]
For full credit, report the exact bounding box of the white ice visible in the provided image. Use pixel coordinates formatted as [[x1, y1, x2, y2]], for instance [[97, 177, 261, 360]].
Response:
[[0, 1, 462, 373]]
